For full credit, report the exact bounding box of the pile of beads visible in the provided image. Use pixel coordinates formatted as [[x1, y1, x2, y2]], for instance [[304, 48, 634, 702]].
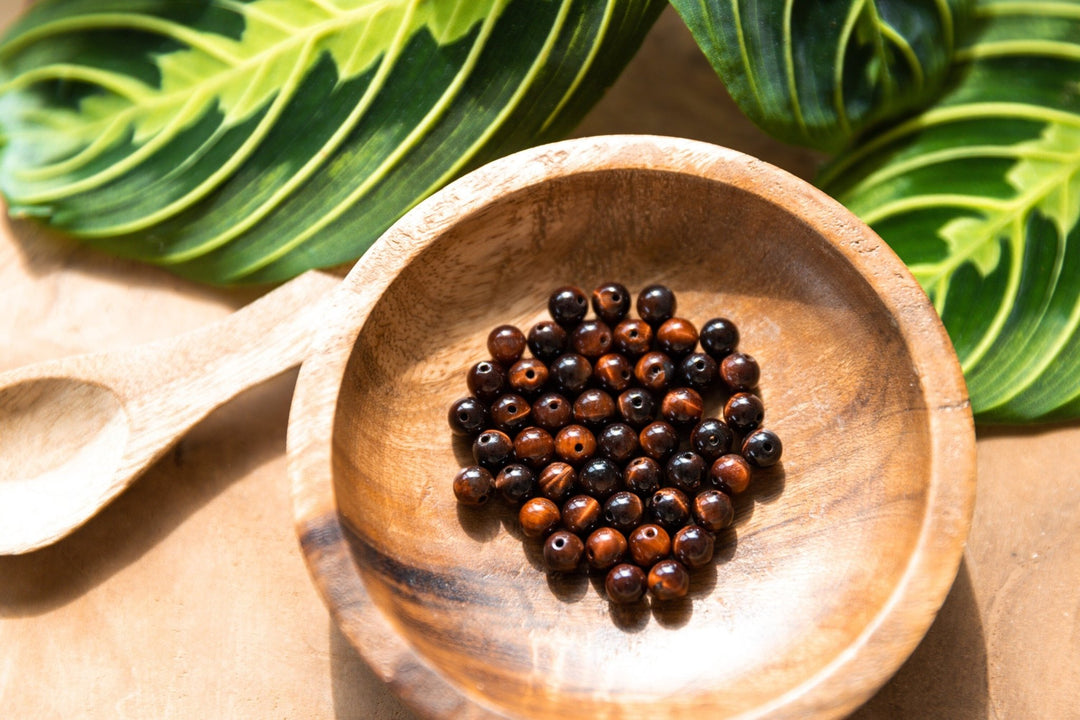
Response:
[[449, 283, 782, 603]]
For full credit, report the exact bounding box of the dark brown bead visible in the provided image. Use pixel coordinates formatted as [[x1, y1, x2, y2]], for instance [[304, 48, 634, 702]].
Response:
[[636, 284, 676, 326], [513, 426, 555, 469], [628, 523, 671, 567], [605, 563, 647, 604], [543, 530, 585, 572], [597, 422, 640, 464], [577, 457, 621, 499], [593, 353, 633, 393], [591, 282, 631, 325], [639, 421, 679, 462], [538, 461, 576, 501], [665, 451, 706, 493], [532, 393, 572, 432], [691, 418, 734, 462], [527, 320, 567, 362], [570, 320, 613, 359], [612, 318, 653, 357], [634, 351, 675, 394], [549, 353, 593, 396], [519, 497, 560, 538], [548, 285, 589, 327], [487, 324, 526, 366], [673, 525, 715, 568], [656, 317, 698, 358], [624, 456, 663, 495], [603, 491, 644, 533], [742, 428, 783, 467], [678, 352, 719, 392], [472, 429, 514, 471], [660, 387, 704, 426], [572, 388, 616, 429], [495, 464, 536, 504], [649, 487, 691, 529], [562, 495, 602, 535], [724, 392, 764, 433], [585, 526, 628, 570], [617, 387, 655, 428], [554, 424, 597, 466], [447, 397, 488, 437], [693, 489, 735, 532], [709, 453, 753, 494], [700, 317, 739, 359], [720, 352, 760, 391], [507, 357, 549, 397], [648, 559, 690, 601], [490, 393, 531, 434], [453, 466, 495, 506], [466, 360, 506, 403]]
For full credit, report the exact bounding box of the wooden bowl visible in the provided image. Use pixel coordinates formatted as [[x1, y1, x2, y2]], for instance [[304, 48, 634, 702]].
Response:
[[288, 135, 975, 719]]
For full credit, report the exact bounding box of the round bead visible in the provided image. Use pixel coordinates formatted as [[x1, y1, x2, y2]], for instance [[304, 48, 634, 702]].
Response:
[[628, 524, 671, 567], [742, 428, 783, 467], [648, 559, 690, 601], [571, 320, 614, 358], [720, 352, 760, 391], [699, 317, 739, 359], [487, 324, 526, 366], [605, 563, 647, 604], [554, 424, 597, 466], [656, 317, 699, 358], [548, 285, 589, 327], [693, 489, 735, 532], [617, 387, 656, 428], [639, 421, 679, 462], [466, 360, 506, 404], [660, 387, 704, 426], [665, 451, 706, 493], [593, 353, 633, 393], [691, 418, 734, 462], [531, 393, 573, 432], [562, 495, 602, 535], [572, 389, 617, 429], [543, 530, 585, 572], [724, 392, 764, 433], [634, 351, 675, 394], [678, 352, 719, 392], [673, 525, 715, 568], [636, 284, 677, 326], [649, 487, 691, 529], [453, 466, 495, 506], [494, 463, 536, 504], [709, 453, 753, 494], [472, 429, 514, 472], [519, 497, 560, 538], [591, 282, 631, 325], [549, 353, 593, 396], [507, 357, 549, 397], [513, 427, 555, 469], [585, 527, 628, 570], [597, 423, 640, 464], [527, 320, 567, 362], [537, 461, 576, 501], [603, 491, 644, 533], [577, 457, 621, 499], [624, 456, 663, 495], [612, 318, 653, 357], [490, 393, 531, 434], [447, 397, 489, 437]]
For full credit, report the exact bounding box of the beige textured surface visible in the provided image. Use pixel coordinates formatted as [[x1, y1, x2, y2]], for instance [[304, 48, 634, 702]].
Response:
[[0, 6, 1077, 718]]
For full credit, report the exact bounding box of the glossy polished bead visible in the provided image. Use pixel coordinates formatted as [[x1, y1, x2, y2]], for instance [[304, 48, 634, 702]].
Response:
[[538, 461, 576, 501], [691, 418, 734, 462], [693, 489, 735, 532], [591, 282, 631, 325], [571, 320, 613, 358], [548, 285, 589, 327], [519, 497, 560, 538], [532, 393, 572, 432], [603, 491, 644, 533], [612, 318, 653, 357], [624, 456, 663, 495], [648, 559, 690, 601], [593, 353, 633, 393], [562, 495, 602, 535], [597, 422, 640, 464], [724, 392, 764, 433], [490, 393, 531, 434], [660, 387, 704, 426], [543, 530, 585, 572], [709, 453, 753, 494], [513, 426, 555, 469], [487, 324, 526, 366], [678, 352, 719, 392], [720, 351, 760, 391], [507, 357, 549, 397], [617, 387, 655, 428], [665, 451, 706, 493], [649, 487, 691, 529], [554, 424, 597, 465], [700, 317, 739, 359], [453, 466, 495, 506], [605, 563, 647, 604], [628, 523, 671, 567], [636, 284, 676, 326], [466, 360, 506, 403], [549, 353, 593, 396], [495, 464, 536, 504], [472, 429, 514, 471], [572, 388, 617, 429], [577, 457, 621, 499], [585, 526, 628, 570], [635, 351, 675, 394], [639, 421, 679, 462], [527, 320, 567, 362], [742, 428, 783, 467], [656, 317, 699, 358], [673, 525, 715, 568], [447, 397, 489, 437]]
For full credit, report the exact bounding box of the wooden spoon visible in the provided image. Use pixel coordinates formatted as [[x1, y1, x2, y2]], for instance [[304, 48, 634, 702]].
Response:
[[0, 269, 339, 555]]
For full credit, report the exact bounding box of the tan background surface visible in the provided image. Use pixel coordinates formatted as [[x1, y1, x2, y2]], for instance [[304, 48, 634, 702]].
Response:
[[0, 6, 1077, 718]]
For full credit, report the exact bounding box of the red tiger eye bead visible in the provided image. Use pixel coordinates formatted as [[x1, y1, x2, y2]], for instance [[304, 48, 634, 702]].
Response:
[[577, 457, 621, 500], [700, 317, 739, 360], [709, 453, 753, 494], [513, 426, 555, 469], [549, 286, 589, 327], [490, 393, 531, 434], [532, 393, 573, 432], [507, 357, 549, 397], [571, 320, 614, 358], [648, 559, 690, 601], [639, 421, 679, 462], [562, 495, 602, 535], [649, 487, 691, 529], [656, 317, 698, 358], [673, 525, 715, 568], [537, 461, 576, 501], [453, 466, 495, 506], [720, 351, 760, 391], [487, 324, 526, 366], [678, 352, 719, 392], [628, 523, 671, 567], [554, 424, 597, 466], [624, 456, 663, 495], [591, 282, 631, 325], [593, 353, 633, 393], [635, 351, 675, 394], [660, 387, 704, 426], [743, 428, 783, 467], [597, 422, 640, 464], [466, 360, 506, 403], [636, 284, 677, 326], [605, 563, 647, 604], [603, 491, 644, 533], [691, 418, 734, 462], [550, 353, 593, 396], [527, 320, 567, 362], [724, 392, 764, 434], [447, 397, 489, 437], [617, 387, 656, 428], [693, 489, 735, 532], [585, 526, 628, 570], [495, 463, 536, 504], [612, 318, 653, 357], [665, 451, 706, 493], [472, 429, 514, 472], [572, 388, 617, 429], [543, 530, 585, 572], [519, 497, 560, 538]]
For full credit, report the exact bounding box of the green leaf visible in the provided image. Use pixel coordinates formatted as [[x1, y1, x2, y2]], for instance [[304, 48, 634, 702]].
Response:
[[669, 0, 972, 153], [820, 0, 1080, 423], [0, 0, 664, 283]]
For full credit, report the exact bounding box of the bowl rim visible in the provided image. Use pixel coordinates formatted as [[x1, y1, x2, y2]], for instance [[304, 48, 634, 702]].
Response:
[[287, 134, 976, 720]]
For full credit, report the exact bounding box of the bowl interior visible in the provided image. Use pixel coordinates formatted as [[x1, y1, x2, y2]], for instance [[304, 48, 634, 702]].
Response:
[[307, 145, 971, 720]]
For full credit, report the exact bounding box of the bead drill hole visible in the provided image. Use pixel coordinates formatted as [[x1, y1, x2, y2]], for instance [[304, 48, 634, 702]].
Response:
[[507, 404, 517, 413], [629, 330, 638, 338], [554, 537, 566, 548], [621, 370, 630, 379], [600, 334, 610, 343], [574, 443, 584, 452], [611, 293, 621, 302], [525, 370, 536, 379], [631, 397, 643, 408], [645, 527, 657, 538], [695, 360, 706, 370], [458, 412, 469, 422], [479, 362, 490, 372], [763, 442, 774, 452], [548, 401, 559, 410]]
